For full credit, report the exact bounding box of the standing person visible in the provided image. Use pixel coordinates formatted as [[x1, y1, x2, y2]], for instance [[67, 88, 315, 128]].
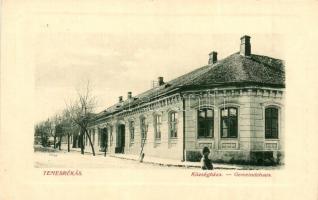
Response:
[[56, 138, 61, 150], [58, 139, 61, 150], [201, 147, 213, 170]]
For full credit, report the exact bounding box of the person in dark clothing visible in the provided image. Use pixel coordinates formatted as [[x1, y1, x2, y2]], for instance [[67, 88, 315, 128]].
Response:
[[55, 139, 61, 150], [201, 146, 213, 170]]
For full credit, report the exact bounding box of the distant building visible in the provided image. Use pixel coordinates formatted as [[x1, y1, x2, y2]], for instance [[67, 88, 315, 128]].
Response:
[[86, 35, 285, 164]]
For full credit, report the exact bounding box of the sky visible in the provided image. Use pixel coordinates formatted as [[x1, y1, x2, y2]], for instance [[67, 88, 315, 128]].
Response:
[[33, 0, 286, 123]]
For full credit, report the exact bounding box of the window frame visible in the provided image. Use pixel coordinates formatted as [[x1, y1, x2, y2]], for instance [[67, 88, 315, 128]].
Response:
[[220, 107, 238, 139], [265, 107, 279, 139], [101, 128, 107, 149], [140, 116, 147, 140], [197, 108, 214, 138], [109, 126, 113, 147], [154, 114, 162, 140], [129, 121, 135, 142], [169, 112, 178, 138]]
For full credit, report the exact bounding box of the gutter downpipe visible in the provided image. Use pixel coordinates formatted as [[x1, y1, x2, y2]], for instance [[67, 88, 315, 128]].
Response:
[[182, 93, 186, 162]]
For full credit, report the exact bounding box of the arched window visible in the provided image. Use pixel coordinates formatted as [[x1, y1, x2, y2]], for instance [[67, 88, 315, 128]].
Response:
[[221, 107, 238, 138], [154, 115, 162, 139], [265, 107, 279, 139], [169, 112, 178, 138], [129, 121, 135, 142], [197, 108, 214, 138]]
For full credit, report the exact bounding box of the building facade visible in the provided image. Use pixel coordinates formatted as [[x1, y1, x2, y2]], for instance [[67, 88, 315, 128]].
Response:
[[86, 35, 285, 165]]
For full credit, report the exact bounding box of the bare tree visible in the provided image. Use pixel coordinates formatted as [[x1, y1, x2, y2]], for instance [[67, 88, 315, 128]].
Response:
[[60, 109, 78, 152], [44, 118, 55, 147], [52, 115, 61, 149], [65, 81, 97, 156], [34, 121, 51, 147]]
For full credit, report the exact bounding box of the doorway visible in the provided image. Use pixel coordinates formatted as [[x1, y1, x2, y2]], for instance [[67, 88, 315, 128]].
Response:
[[116, 124, 125, 153], [100, 128, 108, 152]]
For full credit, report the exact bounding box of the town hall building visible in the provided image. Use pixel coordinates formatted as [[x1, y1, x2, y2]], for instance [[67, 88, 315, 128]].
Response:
[[85, 35, 285, 165]]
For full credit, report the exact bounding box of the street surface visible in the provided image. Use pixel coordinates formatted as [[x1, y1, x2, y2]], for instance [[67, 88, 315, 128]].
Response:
[[34, 151, 189, 169], [34, 146, 281, 170]]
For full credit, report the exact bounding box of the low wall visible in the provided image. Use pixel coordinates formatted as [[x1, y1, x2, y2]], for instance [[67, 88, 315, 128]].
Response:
[[185, 150, 284, 166]]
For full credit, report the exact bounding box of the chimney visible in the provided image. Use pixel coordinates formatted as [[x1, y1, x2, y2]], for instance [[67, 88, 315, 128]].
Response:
[[118, 96, 123, 103], [208, 51, 217, 64], [158, 77, 164, 86], [127, 91, 132, 99], [240, 35, 251, 56]]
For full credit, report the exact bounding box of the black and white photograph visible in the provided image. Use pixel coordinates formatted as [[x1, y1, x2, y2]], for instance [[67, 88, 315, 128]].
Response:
[[34, 34, 285, 170]]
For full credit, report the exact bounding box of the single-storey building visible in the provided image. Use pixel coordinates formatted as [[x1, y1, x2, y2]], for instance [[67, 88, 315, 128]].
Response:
[[85, 35, 285, 165]]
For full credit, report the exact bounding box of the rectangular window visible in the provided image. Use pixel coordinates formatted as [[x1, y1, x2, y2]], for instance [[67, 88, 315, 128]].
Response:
[[155, 115, 161, 139], [170, 112, 178, 138], [109, 126, 113, 146], [129, 121, 135, 141], [101, 129, 107, 148], [141, 117, 147, 139], [265, 107, 279, 139], [221, 107, 238, 138], [198, 108, 214, 138], [98, 129, 101, 146]]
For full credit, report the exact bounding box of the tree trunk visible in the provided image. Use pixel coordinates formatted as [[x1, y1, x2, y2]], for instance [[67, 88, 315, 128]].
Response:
[[83, 127, 95, 156], [67, 133, 70, 152], [72, 134, 77, 148], [139, 134, 147, 162], [72, 134, 75, 148], [77, 135, 81, 148], [80, 131, 84, 154], [53, 135, 56, 149], [40, 133, 45, 147], [58, 136, 62, 150]]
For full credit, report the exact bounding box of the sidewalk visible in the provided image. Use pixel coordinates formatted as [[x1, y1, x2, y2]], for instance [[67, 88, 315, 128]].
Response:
[[45, 145, 279, 170], [109, 153, 244, 170], [68, 147, 201, 169], [63, 147, 237, 169]]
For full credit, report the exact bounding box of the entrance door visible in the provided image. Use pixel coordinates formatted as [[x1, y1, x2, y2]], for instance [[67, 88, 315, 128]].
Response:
[[116, 124, 125, 153], [101, 128, 108, 152]]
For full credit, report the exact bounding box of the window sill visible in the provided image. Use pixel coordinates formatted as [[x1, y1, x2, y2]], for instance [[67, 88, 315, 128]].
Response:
[[169, 138, 178, 143], [197, 137, 214, 140], [220, 137, 238, 140]]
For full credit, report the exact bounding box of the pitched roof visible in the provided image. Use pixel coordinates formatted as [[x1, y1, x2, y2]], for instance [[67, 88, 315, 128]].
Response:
[[186, 53, 285, 87], [94, 52, 285, 120]]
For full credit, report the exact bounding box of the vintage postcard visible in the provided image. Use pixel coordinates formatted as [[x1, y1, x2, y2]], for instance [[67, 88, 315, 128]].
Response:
[[1, 0, 318, 199]]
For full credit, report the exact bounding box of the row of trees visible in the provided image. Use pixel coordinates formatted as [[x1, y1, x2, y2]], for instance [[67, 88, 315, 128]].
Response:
[[34, 81, 97, 156]]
